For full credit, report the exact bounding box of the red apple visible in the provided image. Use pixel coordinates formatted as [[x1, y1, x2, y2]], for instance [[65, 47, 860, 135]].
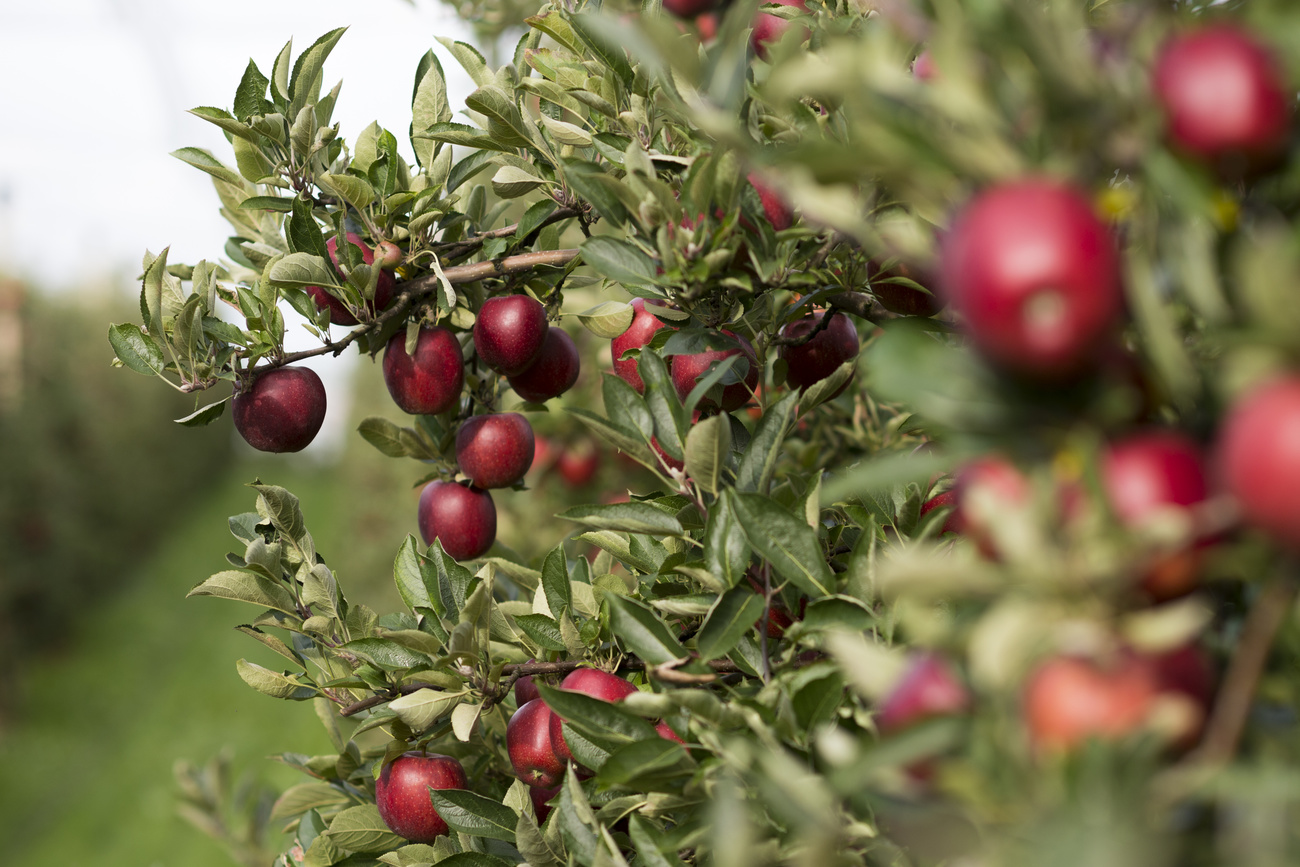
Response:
[[652, 436, 685, 473], [779, 310, 859, 396], [951, 456, 1031, 558], [1023, 654, 1158, 752], [612, 298, 673, 394], [1153, 25, 1291, 173], [508, 698, 566, 788], [918, 490, 959, 535], [750, 0, 808, 59], [876, 653, 970, 734], [508, 327, 580, 403], [1217, 375, 1300, 549], [747, 173, 794, 231], [382, 326, 465, 416], [870, 259, 942, 318], [375, 240, 403, 270], [529, 784, 560, 823], [663, 0, 717, 17], [655, 719, 685, 744], [417, 481, 496, 561], [375, 752, 468, 843], [671, 331, 760, 412], [305, 233, 397, 326], [549, 669, 638, 766], [456, 413, 535, 489], [232, 366, 327, 453], [697, 11, 719, 42], [473, 294, 550, 376], [556, 442, 601, 489], [912, 50, 937, 81], [939, 179, 1124, 379]]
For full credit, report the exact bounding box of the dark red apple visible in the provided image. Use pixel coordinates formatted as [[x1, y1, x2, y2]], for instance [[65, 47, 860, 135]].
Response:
[[652, 436, 685, 473], [549, 669, 638, 766], [473, 294, 549, 376], [1153, 25, 1291, 174], [456, 413, 535, 489], [671, 331, 760, 412], [1101, 430, 1210, 600], [655, 720, 685, 744], [306, 233, 397, 326], [612, 298, 673, 394], [876, 653, 970, 734], [870, 259, 942, 318], [508, 327, 580, 403], [375, 752, 468, 843], [232, 366, 327, 453], [939, 179, 1123, 379], [747, 173, 794, 231], [919, 490, 959, 536], [417, 480, 496, 561], [1217, 375, 1300, 549], [556, 442, 601, 489], [750, 0, 807, 58], [1023, 653, 1158, 752], [382, 326, 465, 416], [508, 698, 566, 788], [529, 784, 560, 823], [663, 0, 717, 17], [779, 310, 859, 396]]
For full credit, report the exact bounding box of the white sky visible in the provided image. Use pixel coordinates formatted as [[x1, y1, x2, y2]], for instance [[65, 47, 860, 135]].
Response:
[[0, 0, 482, 455]]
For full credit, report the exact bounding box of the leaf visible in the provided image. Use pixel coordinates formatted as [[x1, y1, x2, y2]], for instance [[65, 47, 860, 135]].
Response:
[[569, 13, 634, 87], [411, 49, 451, 168], [605, 596, 688, 665], [541, 545, 572, 619], [735, 391, 798, 493], [271, 782, 351, 821], [513, 613, 567, 652], [252, 483, 308, 541], [575, 301, 634, 339], [317, 173, 377, 215], [729, 491, 833, 597], [516, 810, 561, 867], [289, 28, 348, 118], [799, 361, 856, 413], [108, 323, 167, 376], [393, 535, 442, 616], [558, 769, 599, 865], [557, 503, 684, 537], [359, 417, 414, 459], [236, 659, 316, 700], [172, 147, 247, 188], [342, 638, 432, 671], [323, 804, 406, 853], [702, 493, 749, 590], [492, 164, 549, 199], [427, 789, 519, 843], [451, 702, 481, 742], [539, 113, 593, 147], [579, 236, 658, 287], [684, 414, 731, 496], [434, 854, 514, 867], [465, 86, 533, 149], [436, 37, 492, 87], [695, 586, 765, 661], [598, 738, 693, 788], [387, 689, 464, 731], [534, 683, 659, 746], [289, 196, 331, 261], [188, 570, 300, 617], [269, 253, 337, 289]]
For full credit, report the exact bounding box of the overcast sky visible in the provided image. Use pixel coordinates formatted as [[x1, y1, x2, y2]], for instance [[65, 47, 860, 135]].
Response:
[[0, 0, 481, 454]]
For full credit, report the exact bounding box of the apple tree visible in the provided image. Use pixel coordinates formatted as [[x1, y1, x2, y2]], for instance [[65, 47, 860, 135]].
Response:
[[109, 0, 1300, 864]]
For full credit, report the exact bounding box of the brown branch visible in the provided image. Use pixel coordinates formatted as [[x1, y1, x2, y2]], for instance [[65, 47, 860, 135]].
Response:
[[1189, 573, 1298, 766], [433, 206, 581, 257]]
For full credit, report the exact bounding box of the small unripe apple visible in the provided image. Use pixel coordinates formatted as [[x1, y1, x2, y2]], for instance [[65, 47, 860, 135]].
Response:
[[747, 173, 794, 231], [417, 481, 496, 561], [1023, 654, 1158, 753], [232, 366, 327, 453], [508, 698, 565, 788], [556, 442, 601, 489], [375, 752, 468, 843], [375, 240, 403, 270], [779, 310, 859, 396], [750, 0, 807, 59], [612, 298, 673, 394], [382, 326, 465, 416], [1217, 375, 1300, 549], [306, 233, 397, 326], [508, 327, 580, 403], [456, 413, 535, 489], [549, 669, 638, 767], [939, 179, 1123, 379], [473, 295, 550, 376], [876, 653, 970, 734], [1153, 25, 1291, 174], [671, 331, 760, 412]]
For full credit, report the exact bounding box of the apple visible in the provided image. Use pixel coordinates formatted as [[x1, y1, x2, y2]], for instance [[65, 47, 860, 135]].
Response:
[[662, 0, 717, 17], [697, 11, 719, 42], [951, 456, 1031, 558], [375, 240, 403, 270], [747, 173, 794, 231], [671, 331, 760, 412], [508, 327, 580, 403], [549, 669, 638, 767], [655, 719, 685, 744], [417, 480, 496, 561], [912, 50, 937, 81], [1153, 25, 1291, 174], [1101, 430, 1210, 600], [456, 413, 535, 489], [876, 653, 970, 735], [1023, 653, 1158, 752], [232, 366, 327, 453], [763, 604, 794, 639], [778, 310, 859, 396], [939, 179, 1123, 379], [305, 233, 397, 326], [869, 259, 942, 318], [529, 784, 560, 823], [750, 0, 807, 58], [918, 490, 959, 536], [1217, 375, 1300, 548], [612, 298, 673, 394], [375, 752, 468, 843], [473, 294, 549, 376], [652, 436, 685, 473], [556, 441, 601, 489], [508, 698, 566, 788], [382, 326, 465, 416]]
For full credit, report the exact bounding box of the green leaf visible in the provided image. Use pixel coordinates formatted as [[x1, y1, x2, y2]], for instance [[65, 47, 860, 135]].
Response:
[[289, 28, 347, 117], [558, 769, 599, 865], [434, 853, 514, 867], [568, 407, 656, 465], [534, 683, 658, 745], [172, 147, 247, 188], [271, 782, 350, 821], [236, 659, 316, 700], [799, 361, 856, 413], [516, 810, 561, 867], [541, 545, 572, 618], [513, 613, 567, 651], [735, 391, 798, 493], [269, 253, 337, 289], [252, 483, 307, 541], [557, 502, 684, 537], [628, 816, 687, 867], [684, 414, 731, 496], [464, 86, 533, 149], [411, 49, 451, 168], [579, 236, 657, 287], [427, 789, 519, 843], [341, 638, 432, 671], [575, 301, 633, 339], [702, 492, 749, 590], [238, 195, 294, 212], [695, 586, 765, 661], [602, 373, 655, 442], [108, 323, 167, 376], [393, 535, 441, 616], [539, 113, 593, 147], [435, 37, 492, 87], [598, 738, 693, 788], [492, 164, 549, 199], [729, 491, 833, 597], [317, 173, 377, 215], [188, 570, 299, 617], [420, 122, 512, 152], [569, 13, 634, 87], [605, 596, 688, 665], [323, 804, 406, 853], [289, 196, 331, 261], [387, 688, 464, 731]]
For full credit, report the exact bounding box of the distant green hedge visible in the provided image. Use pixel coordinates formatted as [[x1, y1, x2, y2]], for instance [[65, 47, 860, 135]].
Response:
[[0, 286, 230, 714]]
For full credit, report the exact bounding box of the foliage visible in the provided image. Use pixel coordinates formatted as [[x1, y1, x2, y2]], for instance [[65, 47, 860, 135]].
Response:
[[109, 0, 1300, 864]]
